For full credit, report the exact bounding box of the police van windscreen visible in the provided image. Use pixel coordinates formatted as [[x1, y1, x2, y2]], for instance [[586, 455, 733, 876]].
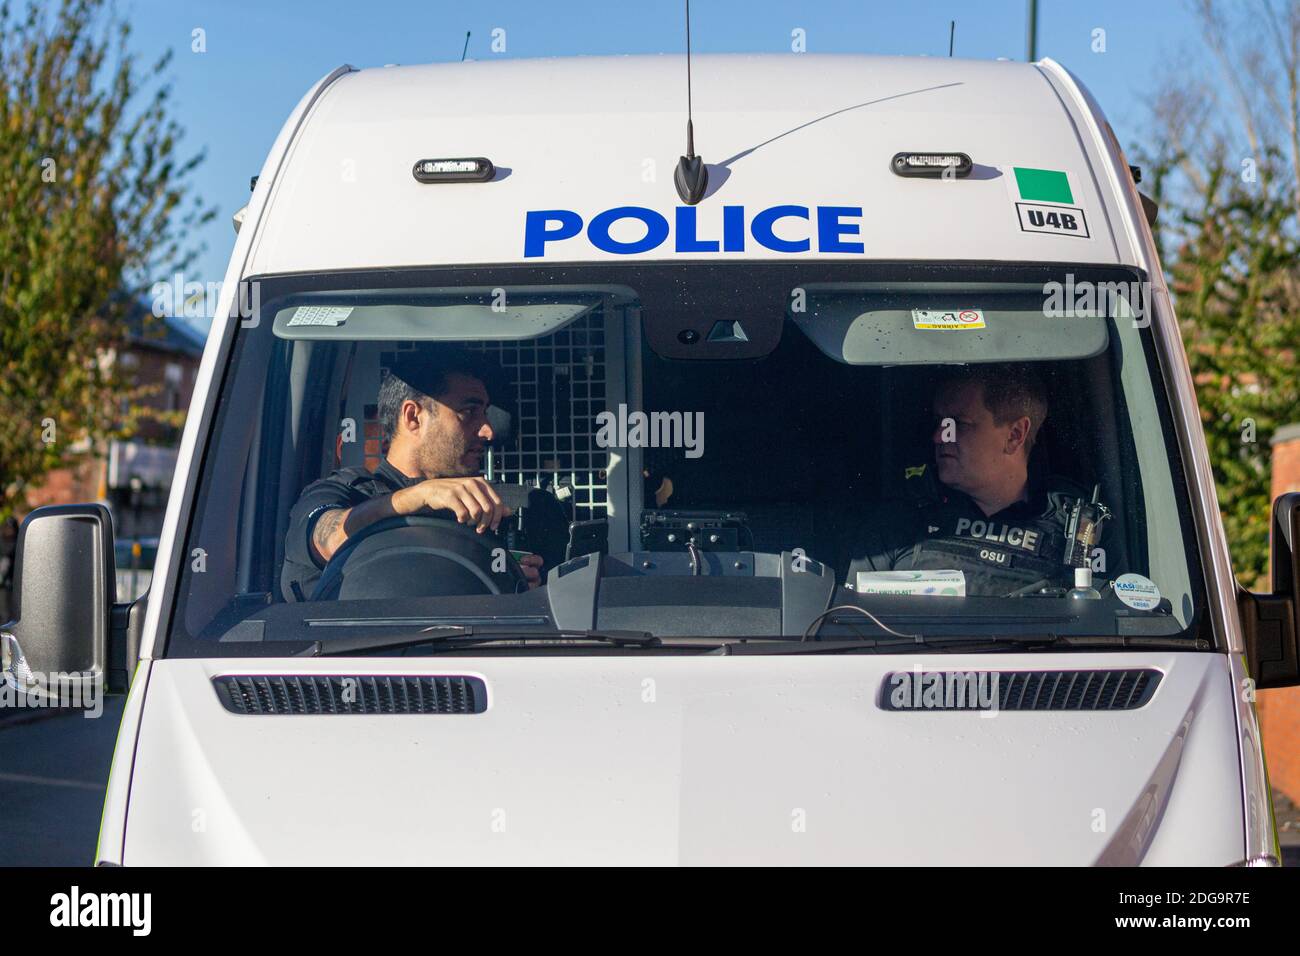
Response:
[[164, 262, 1207, 655]]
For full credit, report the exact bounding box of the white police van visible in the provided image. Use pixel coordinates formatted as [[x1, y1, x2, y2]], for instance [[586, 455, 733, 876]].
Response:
[[5, 53, 1299, 865]]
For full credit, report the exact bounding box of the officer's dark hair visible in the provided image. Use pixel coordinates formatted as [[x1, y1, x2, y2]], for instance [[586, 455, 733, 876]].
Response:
[[377, 348, 493, 444], [938, 363, 1050, 455]]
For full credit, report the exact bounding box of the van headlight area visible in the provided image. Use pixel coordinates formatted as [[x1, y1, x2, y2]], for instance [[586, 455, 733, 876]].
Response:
[[5, 53, 1295, 866]]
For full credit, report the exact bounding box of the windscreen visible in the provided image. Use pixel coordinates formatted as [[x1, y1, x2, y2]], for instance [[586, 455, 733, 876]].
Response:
[[165, 262, 1207, 656]]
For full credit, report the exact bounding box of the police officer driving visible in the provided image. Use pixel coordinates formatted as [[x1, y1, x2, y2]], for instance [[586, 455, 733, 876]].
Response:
[[841, 363, 1109, 597], [281, 346, 545, 602]]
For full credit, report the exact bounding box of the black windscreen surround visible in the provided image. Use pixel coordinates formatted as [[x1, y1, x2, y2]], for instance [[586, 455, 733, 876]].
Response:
[[161, 261, 1207, 656]]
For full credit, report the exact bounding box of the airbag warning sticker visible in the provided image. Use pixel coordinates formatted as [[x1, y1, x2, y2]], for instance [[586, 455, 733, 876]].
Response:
[[911, 308, 986, 330], [1016, 202, 1090, 238]]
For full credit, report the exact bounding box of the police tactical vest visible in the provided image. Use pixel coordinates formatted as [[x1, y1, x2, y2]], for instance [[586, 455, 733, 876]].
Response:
[[896, 467, 1086, 595]]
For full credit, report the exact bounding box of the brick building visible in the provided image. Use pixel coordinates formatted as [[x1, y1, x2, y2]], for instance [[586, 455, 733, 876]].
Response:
[[22, 307, 205, 541]]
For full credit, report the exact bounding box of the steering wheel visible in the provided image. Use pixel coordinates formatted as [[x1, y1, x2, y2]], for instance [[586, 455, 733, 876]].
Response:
[[310, 514, 529, 601]]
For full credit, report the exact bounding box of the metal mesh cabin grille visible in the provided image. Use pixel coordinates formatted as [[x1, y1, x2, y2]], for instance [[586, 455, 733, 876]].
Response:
[[213, 675, 487, 715], [468, 305, 611, 523], [880, 669, 1162, 711]]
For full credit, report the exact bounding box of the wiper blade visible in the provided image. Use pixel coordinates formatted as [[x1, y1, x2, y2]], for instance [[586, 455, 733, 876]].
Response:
[[1023, 634, 1208, 651], [304, 625, 659, 656], [721, 633, 1206, 655], [717, 634, 1058, 655]]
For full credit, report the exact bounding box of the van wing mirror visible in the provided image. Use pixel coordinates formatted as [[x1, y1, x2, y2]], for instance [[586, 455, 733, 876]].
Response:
[[1273, 492, 1300, 596], [1, 504, 114, 705], [1240, 492, 1300, 689], [1138, 192, 1158, 227]]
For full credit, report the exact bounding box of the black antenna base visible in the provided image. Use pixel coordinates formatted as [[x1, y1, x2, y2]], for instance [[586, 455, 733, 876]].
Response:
[[674, 154, 708, 205]]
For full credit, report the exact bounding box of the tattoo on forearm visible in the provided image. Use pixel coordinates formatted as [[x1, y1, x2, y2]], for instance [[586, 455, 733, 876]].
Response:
[[312, 508, 346, 555]]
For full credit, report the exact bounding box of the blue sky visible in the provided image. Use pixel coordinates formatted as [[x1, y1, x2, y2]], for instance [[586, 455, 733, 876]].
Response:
[[118, 0, 1211, 302]]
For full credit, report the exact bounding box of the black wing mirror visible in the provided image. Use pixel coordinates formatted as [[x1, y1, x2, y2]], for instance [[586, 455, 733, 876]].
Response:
[[1240, 492, 1300, 689], [1, 504, 114, 707]]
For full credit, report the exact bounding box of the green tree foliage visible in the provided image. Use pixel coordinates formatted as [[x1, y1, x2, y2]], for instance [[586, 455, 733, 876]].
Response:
[[1157, 156, 1300, 588], [1138, 1, 1300, 588], [0, 0, 211, 519]]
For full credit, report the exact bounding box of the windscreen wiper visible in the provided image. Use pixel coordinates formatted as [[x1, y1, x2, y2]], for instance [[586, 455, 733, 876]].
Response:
[[717, 633, 1206, 655], [716, 633, 1059, 655], [303, 625, 660, 657]]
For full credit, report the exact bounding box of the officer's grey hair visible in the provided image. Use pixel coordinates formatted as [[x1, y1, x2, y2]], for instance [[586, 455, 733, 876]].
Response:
[[939, 364, 1050, 455]]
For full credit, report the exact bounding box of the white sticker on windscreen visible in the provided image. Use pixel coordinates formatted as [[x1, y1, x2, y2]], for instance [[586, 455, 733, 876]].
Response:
[[911, 308, 986, 331], [1113, 573, 1162, 611], [287, 305, 353, 327], [855, 569, 966, 596]]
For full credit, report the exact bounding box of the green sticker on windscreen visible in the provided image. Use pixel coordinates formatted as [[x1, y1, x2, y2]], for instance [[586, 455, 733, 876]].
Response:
[[1013, 167, 1073, 204]]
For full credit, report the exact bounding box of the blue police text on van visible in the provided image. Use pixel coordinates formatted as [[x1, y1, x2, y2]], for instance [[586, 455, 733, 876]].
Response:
[[523, 205, 868, 258]]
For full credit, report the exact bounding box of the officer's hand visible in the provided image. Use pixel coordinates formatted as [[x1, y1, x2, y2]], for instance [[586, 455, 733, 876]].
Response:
[[518, 553, 543, 589], [402, 476, 510, 533]]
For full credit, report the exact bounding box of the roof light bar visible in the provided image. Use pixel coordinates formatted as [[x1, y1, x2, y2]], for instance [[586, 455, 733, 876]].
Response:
[[412, 157, 495, 183], [890, 152, 973, 178]]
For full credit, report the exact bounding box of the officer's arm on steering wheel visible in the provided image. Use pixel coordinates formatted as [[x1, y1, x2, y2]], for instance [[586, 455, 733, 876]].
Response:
[[311, 513, 528, 601]]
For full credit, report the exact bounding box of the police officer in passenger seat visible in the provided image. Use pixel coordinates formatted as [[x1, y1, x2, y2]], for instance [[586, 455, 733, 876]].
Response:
[[281, 347, 545, 601], [843, 364, 1107, 596]]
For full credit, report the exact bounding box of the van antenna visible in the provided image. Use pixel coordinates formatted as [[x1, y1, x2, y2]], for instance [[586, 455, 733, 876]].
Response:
[[674, 0, 709, 205], [461, 31, 471, 62], [948, 21, 955, 56]]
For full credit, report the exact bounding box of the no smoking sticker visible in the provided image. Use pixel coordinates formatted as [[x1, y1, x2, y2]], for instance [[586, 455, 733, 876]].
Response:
[[911, 308, 986, 331]]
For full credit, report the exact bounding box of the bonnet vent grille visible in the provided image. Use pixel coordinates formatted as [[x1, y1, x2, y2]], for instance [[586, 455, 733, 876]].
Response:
[[880, 669, 1161, 712], [213, 675, 486, 715]]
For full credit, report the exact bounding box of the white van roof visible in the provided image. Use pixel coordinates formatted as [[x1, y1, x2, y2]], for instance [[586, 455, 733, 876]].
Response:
[[244, 53, 1144, 276]]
